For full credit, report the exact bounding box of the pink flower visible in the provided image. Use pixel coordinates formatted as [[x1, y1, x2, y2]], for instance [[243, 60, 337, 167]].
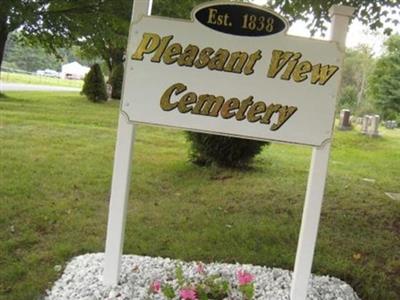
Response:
[[179, 288, 197, 300], [237, 270, 254, 286], [150, 280, 161, 293], [196, 262, 205, 274]]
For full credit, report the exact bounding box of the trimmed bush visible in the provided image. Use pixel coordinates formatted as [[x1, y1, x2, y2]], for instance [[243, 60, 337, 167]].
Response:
[[109, 63, 124, 99], [187, 132, 268, 168], [81, 63, 107, 102]]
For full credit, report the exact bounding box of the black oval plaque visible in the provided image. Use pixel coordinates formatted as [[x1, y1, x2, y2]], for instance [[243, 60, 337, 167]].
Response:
[[194, 3, 287, 37]]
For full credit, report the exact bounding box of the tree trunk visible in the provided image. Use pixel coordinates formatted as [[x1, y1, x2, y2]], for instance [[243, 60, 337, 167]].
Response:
[[0, 17, 9, 80], [109, 48, 125, 99], [356, 69, 366, 107]]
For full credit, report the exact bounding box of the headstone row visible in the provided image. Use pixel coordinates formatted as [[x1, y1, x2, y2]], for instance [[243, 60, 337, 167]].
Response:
[[338, 109, 388, 136], [361, 114, 380, 137], [384, 120, 398, 129]]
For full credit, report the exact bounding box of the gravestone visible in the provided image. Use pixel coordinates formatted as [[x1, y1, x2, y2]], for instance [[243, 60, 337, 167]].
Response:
[[338, 109, 351, 130], [368, 115, 380, 137], [106, 84, 112, 100], [361, 115, 370, 134], [385, 120, 397, 129]]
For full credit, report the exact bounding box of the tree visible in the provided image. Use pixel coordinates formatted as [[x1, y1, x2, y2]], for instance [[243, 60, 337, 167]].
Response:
[[60, 1, 132, 77], [81, 63, 108, 102], [1, 0, 399, 78], [152, 0, 400, 35], [0, 1, 42, 76], [265, 1, 400, 36], [338, 85, 358, 111], [368, 35, 400, 119], [3, 31, 99, 74], [338, 46, 375, 113], [3, 32, 61, 72], [0, 0, 130, 91], [109, 63, 124, 99], [24, 0, 133, 94]]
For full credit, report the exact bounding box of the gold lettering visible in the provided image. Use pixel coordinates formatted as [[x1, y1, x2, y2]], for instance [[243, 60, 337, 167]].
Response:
[[267, 49, 338, 84], [159, 83, 297, 131], [221, 98, 240, 119], [223, 14, 230, 26], [267, 50, 294, 78], [280, 52, 302, 80], [235, 96, 254, 121], [247, 101, 267, 122], [131, 33, 161, 60], [192, 94, 224, 117], [310, 64, 339, 85], [151, 35, 173, 63], [208, 49, 230, 71], [243, 50, 262, 75], [163, 43, 183, 64], [178, 92, 197, 113], [292, 61, 312, 82], [160, 83, 186, 111], [207, 8, 218, 24], [177, 45, 200, 67], [194, 47, 215, 68], [271, 106, 298, 130], [260, 104, 281, 124], [224, 51, 249, 73]]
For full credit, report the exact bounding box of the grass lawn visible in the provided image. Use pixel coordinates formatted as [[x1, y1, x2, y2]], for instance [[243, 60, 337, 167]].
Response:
[[0, 91, 399, 300], [1, 72, 83, 88]]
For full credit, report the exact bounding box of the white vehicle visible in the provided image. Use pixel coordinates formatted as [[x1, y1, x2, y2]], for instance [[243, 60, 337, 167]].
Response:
[[43, 69, 60, 78], [36, 69, 60, 78], [36, 70, 45, 76]]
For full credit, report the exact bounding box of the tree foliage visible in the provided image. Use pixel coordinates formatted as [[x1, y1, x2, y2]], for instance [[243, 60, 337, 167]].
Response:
[[265, 0, 400, 36], [3, 32, 61, 72], [368, 35, 400, 119], [338, 85, 358, 111], [0, 1, 41, 76], [3, 31, 99, 74], [338, 46, 375, 113], [1, 0, 399, 75], [0, 0, 129, 83], [81, 63, 108, 102], [153, 0, 400, 36]]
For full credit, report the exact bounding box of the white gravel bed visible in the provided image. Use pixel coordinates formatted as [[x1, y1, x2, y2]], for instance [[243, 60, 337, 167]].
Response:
[[45, 253, 360, 300]]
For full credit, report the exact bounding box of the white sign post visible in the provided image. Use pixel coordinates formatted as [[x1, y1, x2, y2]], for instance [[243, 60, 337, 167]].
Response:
[[103, 0, 153, 285], [290, 6, 354, 300], [103, 2, 354, 299]]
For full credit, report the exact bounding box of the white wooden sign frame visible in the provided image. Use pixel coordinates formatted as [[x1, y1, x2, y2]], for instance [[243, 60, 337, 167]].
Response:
[[103, 1, 354, 300]]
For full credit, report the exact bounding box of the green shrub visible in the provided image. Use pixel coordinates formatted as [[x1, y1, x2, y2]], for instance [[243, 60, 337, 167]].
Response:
[[109, 63, 124, 99], [187, 132, 268, 168], [81, 63, 107, 102]]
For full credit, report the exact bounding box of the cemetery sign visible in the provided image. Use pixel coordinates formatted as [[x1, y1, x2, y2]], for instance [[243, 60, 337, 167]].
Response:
[[122, 2, 342, 146], [104, 2, 355, 300]]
